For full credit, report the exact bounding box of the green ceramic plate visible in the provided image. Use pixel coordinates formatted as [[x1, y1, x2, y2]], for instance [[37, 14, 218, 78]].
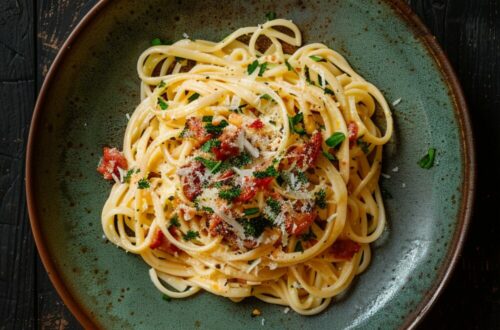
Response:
[[27, 0, 474, 329]]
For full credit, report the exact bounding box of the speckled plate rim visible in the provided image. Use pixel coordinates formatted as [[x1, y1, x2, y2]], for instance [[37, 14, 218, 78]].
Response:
[[26, 1, 475, 329]]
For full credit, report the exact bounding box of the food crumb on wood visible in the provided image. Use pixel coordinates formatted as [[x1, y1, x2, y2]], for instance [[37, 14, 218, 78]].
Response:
[[251, 308, 261, 317]]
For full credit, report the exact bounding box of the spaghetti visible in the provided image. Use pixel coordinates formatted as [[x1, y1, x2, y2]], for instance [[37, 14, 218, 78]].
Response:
[[99, 19, 393, 315]]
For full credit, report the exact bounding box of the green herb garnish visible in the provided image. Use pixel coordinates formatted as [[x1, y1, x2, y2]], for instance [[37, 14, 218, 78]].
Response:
[[157, 97, 168, 110], [285, 60, 293, 71], [324, 88, 334, 95], [151, 38, 173, 46], [169, 214, 180, 228], [195, 156, 222, 173], [325, 132, 345, 148], [158, 81, 166, 89], [202, 115, 213, 122], [260, 94, 274, 102], [188, 92, 200, 102], [266, 198, 281, 217], [240, 216, 271, 237], [201, 139, 221, 153], [322, 150, 337, 161], [265, 12, 277, 20], [304, 66, 313, 85], [258, 62, 268, 76], [301, 230, 317, 241], [162, 294, 172, 302], [123, 169, 135, 183], [294, 241, 304, 252], [253, 166, 278, 179], [418, 148, 436, 169], [218, 186, 241, 202], [204, 120, 228, 136], [137, 178, 150, 189], [357, 139, 370, 154], [243, 208, 260, 216], [247, 60, 259, 75], [315, 189, 327, 209], [309, 55, 324, 62], [182, 230, 200, 241], [288, 112, 306, 135]]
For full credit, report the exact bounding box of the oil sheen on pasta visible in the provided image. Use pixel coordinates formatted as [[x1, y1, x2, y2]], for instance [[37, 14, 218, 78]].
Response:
[[100, 19, 393, 315]]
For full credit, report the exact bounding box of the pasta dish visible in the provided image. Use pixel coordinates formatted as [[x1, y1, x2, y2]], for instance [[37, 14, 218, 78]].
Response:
[[97, 18, 393, 315]]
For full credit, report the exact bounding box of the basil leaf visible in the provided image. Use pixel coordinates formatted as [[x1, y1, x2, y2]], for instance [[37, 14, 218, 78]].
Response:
[[418, 148, 436, 169]]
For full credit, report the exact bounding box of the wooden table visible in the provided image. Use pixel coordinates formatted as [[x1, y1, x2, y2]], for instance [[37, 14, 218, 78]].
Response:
[[1, 0, 498, 328]]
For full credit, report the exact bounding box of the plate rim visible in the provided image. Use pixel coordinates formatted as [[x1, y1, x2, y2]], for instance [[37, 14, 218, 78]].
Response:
[[25, 0, 476, 329]]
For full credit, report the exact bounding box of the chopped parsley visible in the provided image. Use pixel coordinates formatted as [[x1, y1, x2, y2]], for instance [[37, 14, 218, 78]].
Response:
[[280, 170, 308, 190], [194, 156, 222, 173], [309, 55, 324, 62], [325, 132, 345, 148], [357, 139, 370, 154], [157, 97, 168, 110], [288, 112, 306, 135], [418, 148, 436, 169], [218, 186, 241, 202], [285, 60, 293, 71], [158, 81, 166, 89], [188, 92, 200, 102], [265, 12, 277, 20], [137, 178, 150, 189], [169, 214, 180, 228], [162, 294, 172, 302], [202, 115, 213, 122], [260, 94, 274, 102], [294, 241, 304, 252], [240, 217, 271, 237], [258, 62, 268, 76], [204, 120, 228, 136], [219, 152, 252, 171], [315, 189, 327, 209], [304, 66, 313, 85], [317, 74, 323, 86], [123, 169, 135, 183], [201, 139, 221, 153], [151, 38, 173, 46], [243, 208, 260, 216], [247, 60, 259, 75], [322, 150, 337, 161], [324, 87, 334, 95], [266, 198, 281, 217], [253, 166, 278, 179], [182, 230, 200, 241], [301, 230, 317, 241]]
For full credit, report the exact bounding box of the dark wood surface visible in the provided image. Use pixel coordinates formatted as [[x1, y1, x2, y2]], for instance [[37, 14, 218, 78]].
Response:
[[0, 0, 498, 329]]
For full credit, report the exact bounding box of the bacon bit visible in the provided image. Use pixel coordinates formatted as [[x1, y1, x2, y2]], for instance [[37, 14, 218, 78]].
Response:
[[97, 147, 128, 180], [212, 128, 241, 160], [285, 209, 317, 235], [186, 117, 212, 145], [235, 177, 273, 203], [330, 239, 360, 260], [150, 228, 181, 254], [283, 131, 322, 170], [347, 122, 358, 147], [248, 119, 264, 130], [180, 161, 205, 201]]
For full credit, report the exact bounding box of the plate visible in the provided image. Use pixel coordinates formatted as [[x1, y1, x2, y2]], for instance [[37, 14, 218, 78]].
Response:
[[26, 0, 474, 328]]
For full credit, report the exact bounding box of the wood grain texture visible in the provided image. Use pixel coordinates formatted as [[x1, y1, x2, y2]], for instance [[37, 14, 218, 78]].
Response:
[[0, 0, 36, 329], [0, 0, 498, 329]]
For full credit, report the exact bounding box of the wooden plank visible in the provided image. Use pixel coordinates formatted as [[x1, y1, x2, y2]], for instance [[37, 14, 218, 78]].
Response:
[[0, 0, 35, 328], [35, 1, 98, 328]]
